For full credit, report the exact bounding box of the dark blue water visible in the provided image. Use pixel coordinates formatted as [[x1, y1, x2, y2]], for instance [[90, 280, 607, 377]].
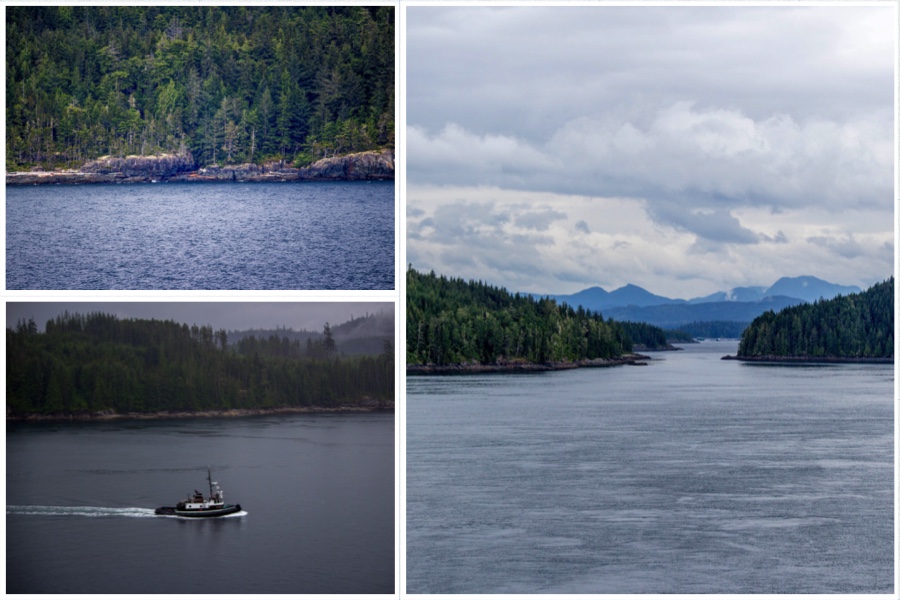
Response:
[[406, 341, 893, 593], [6, 181, 394, 290], [7, 413, 395, 593]]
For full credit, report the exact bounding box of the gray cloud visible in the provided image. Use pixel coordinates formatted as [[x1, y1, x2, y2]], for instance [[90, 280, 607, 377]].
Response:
[[514, 208, 567, 231], [425, 201, 554, 252], [759, 231, 789, 244], [806, 234, 866, 259], [407, 195, 569, 292], [409, 7, 892, 138], [647, 200, 760, 245]]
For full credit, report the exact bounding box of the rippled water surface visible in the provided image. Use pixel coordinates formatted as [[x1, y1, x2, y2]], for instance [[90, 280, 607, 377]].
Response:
[[7, 413, 395, 594], [406, 341, 893, 593], [6, 181, 394, 289]]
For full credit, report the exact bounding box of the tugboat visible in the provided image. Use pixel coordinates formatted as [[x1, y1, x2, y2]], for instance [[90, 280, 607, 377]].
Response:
[[155, 468, 242, 518]]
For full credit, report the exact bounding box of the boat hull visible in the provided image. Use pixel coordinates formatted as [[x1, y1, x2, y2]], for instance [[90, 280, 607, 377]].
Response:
[[155, 503, 242, 518]]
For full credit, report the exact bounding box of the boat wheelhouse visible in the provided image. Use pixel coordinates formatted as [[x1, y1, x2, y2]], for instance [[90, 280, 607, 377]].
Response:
[[155, 468, 242, 518]]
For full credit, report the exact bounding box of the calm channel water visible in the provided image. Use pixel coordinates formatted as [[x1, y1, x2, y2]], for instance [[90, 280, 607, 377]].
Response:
[[7, 412, 395, 594], [406, 340, 893, 593], [6, 181, 394, 290]]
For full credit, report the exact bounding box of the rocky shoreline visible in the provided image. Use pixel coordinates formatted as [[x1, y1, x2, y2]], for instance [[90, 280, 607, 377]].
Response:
[[407, 354, 651, 374], [721, 354, 892, 364], [6, 402, 394, 423], [6, 149, 394, 185]]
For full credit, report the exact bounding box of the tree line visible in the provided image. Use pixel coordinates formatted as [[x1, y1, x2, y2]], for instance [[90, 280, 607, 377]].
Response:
[[6, 312, 394, 416], [737, 278, 893, 358], [667, 321, 750, 340], [7, 6, 394, 171], [407, 268, 674, 365], [617, 321, 670, 349]]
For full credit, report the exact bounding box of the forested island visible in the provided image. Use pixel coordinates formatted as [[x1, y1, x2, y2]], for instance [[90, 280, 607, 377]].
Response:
[[406, 268, 671, 372], [7, 6, 394, 181], [667, 321, 748, 341], [726, 278, 893, 363], [6, 312, 394, 421]]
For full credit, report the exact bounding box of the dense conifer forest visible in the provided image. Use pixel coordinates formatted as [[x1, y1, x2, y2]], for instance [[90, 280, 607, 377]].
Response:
[[617, 321, 672, 350], [7, 6, 394, 170], [406, 268, 667, 366], [6, 312, 394, 417], [737, 278, 893, 359]]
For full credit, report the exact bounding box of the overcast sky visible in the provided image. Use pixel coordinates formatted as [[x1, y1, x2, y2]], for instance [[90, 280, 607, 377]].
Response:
[[7, 302, 394, 333], [406, 5, 895, 298]]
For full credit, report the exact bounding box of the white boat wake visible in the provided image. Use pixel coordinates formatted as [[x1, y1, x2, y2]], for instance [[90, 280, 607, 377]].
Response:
[[8, 505, 248, 518], [7, 505, 157, 518]]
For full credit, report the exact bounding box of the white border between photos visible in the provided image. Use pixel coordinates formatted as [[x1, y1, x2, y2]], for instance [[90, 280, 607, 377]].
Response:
[[3, 1, 898, 599]]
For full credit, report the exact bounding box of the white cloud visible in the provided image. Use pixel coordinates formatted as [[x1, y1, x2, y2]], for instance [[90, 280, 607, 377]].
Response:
[[407, 124, 553, 184], [410, 101, 892, 239]]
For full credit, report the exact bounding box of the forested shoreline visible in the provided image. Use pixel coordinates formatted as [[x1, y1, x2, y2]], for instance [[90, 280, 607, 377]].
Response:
[[732, 278, 893, 361], [5, 149, 394, 185], [7, 6, 394, 172], [7, 312, 394, 419], [406, 267, 667, 370]]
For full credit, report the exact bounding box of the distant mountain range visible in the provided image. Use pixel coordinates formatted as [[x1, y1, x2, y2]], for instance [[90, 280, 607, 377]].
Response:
[[602, 297, 801, 329], [537, 276, 862, 329], [551, 284, 678, 312], [687, 276, 861, 305]]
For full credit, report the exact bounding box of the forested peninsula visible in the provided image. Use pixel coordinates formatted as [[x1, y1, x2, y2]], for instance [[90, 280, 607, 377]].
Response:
[[7, 6, 394, 182], [725, 277, 893, 363], [406, 268, 661, 373], [7, 312, 394, 421]]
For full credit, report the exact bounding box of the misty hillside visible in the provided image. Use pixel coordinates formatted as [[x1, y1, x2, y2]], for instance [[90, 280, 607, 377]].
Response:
[[227, 311, 393, 356]]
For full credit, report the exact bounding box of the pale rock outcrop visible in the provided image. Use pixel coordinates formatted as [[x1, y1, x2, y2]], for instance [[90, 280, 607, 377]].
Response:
[[297, 149, 394, 180], [7, 149, 393, 185], [82, 152, 195, 178]]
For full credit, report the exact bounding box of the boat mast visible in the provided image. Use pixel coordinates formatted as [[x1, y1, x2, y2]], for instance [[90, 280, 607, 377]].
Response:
[[207, 467, 213, 499]]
